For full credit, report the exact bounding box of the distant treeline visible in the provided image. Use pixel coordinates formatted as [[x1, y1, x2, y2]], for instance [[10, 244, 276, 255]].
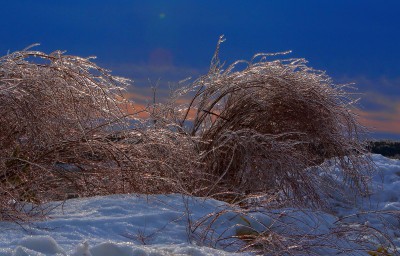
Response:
[[368, 141, 400, 159]]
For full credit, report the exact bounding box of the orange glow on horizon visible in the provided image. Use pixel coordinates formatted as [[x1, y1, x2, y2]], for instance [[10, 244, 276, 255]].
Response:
[[120, 92, 400, 136], [355, 109, 400, 135], [120, 92, 198, 121]]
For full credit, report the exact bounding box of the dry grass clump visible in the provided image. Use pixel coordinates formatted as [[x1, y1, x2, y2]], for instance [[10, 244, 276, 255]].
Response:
[[158, 36, 371, 205], [0, 45, 132, 219], [0, 46, 208, 220]]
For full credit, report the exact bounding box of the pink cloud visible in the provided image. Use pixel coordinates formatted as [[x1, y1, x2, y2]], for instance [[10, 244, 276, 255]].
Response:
[[355, 98, 400, 135]]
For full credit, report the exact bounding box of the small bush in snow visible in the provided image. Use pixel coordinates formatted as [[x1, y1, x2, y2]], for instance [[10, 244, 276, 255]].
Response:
[[153, 36, 372, 206], [0, 45, 132, 218]]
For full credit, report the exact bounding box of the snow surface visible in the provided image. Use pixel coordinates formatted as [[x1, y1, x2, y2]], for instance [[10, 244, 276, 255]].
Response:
[[0, 154, 399, 255], [0, 194, 249, 256]]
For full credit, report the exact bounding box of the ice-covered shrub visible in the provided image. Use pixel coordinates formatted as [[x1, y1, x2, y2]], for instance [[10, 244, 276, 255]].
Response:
[[0, 45, 132, 219], [0, 46, 205, 220], [0, 39, 372, 219], [156, 36, 372, 205]]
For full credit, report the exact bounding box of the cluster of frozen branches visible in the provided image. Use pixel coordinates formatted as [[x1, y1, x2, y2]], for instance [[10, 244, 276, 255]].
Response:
[[0, 45, 131, 219], [153, 37, 372, 206]]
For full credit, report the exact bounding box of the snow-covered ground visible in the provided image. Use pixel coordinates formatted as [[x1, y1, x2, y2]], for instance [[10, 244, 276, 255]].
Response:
[[0, 154, 399, 256], [0, 194, 251, 256]]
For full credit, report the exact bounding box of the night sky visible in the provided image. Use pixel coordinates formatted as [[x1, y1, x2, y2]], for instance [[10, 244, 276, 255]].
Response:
[[1, 0, 399, 139]]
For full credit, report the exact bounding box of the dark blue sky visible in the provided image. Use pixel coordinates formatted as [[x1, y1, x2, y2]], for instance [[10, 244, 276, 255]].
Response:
[[1, 1, 399, 139]]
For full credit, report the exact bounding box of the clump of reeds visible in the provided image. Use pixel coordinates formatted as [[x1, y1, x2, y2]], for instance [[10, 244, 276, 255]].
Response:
[[0, 46, 206, 220], [158, 36, 372, 206], [0, 45, 132, 218]]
